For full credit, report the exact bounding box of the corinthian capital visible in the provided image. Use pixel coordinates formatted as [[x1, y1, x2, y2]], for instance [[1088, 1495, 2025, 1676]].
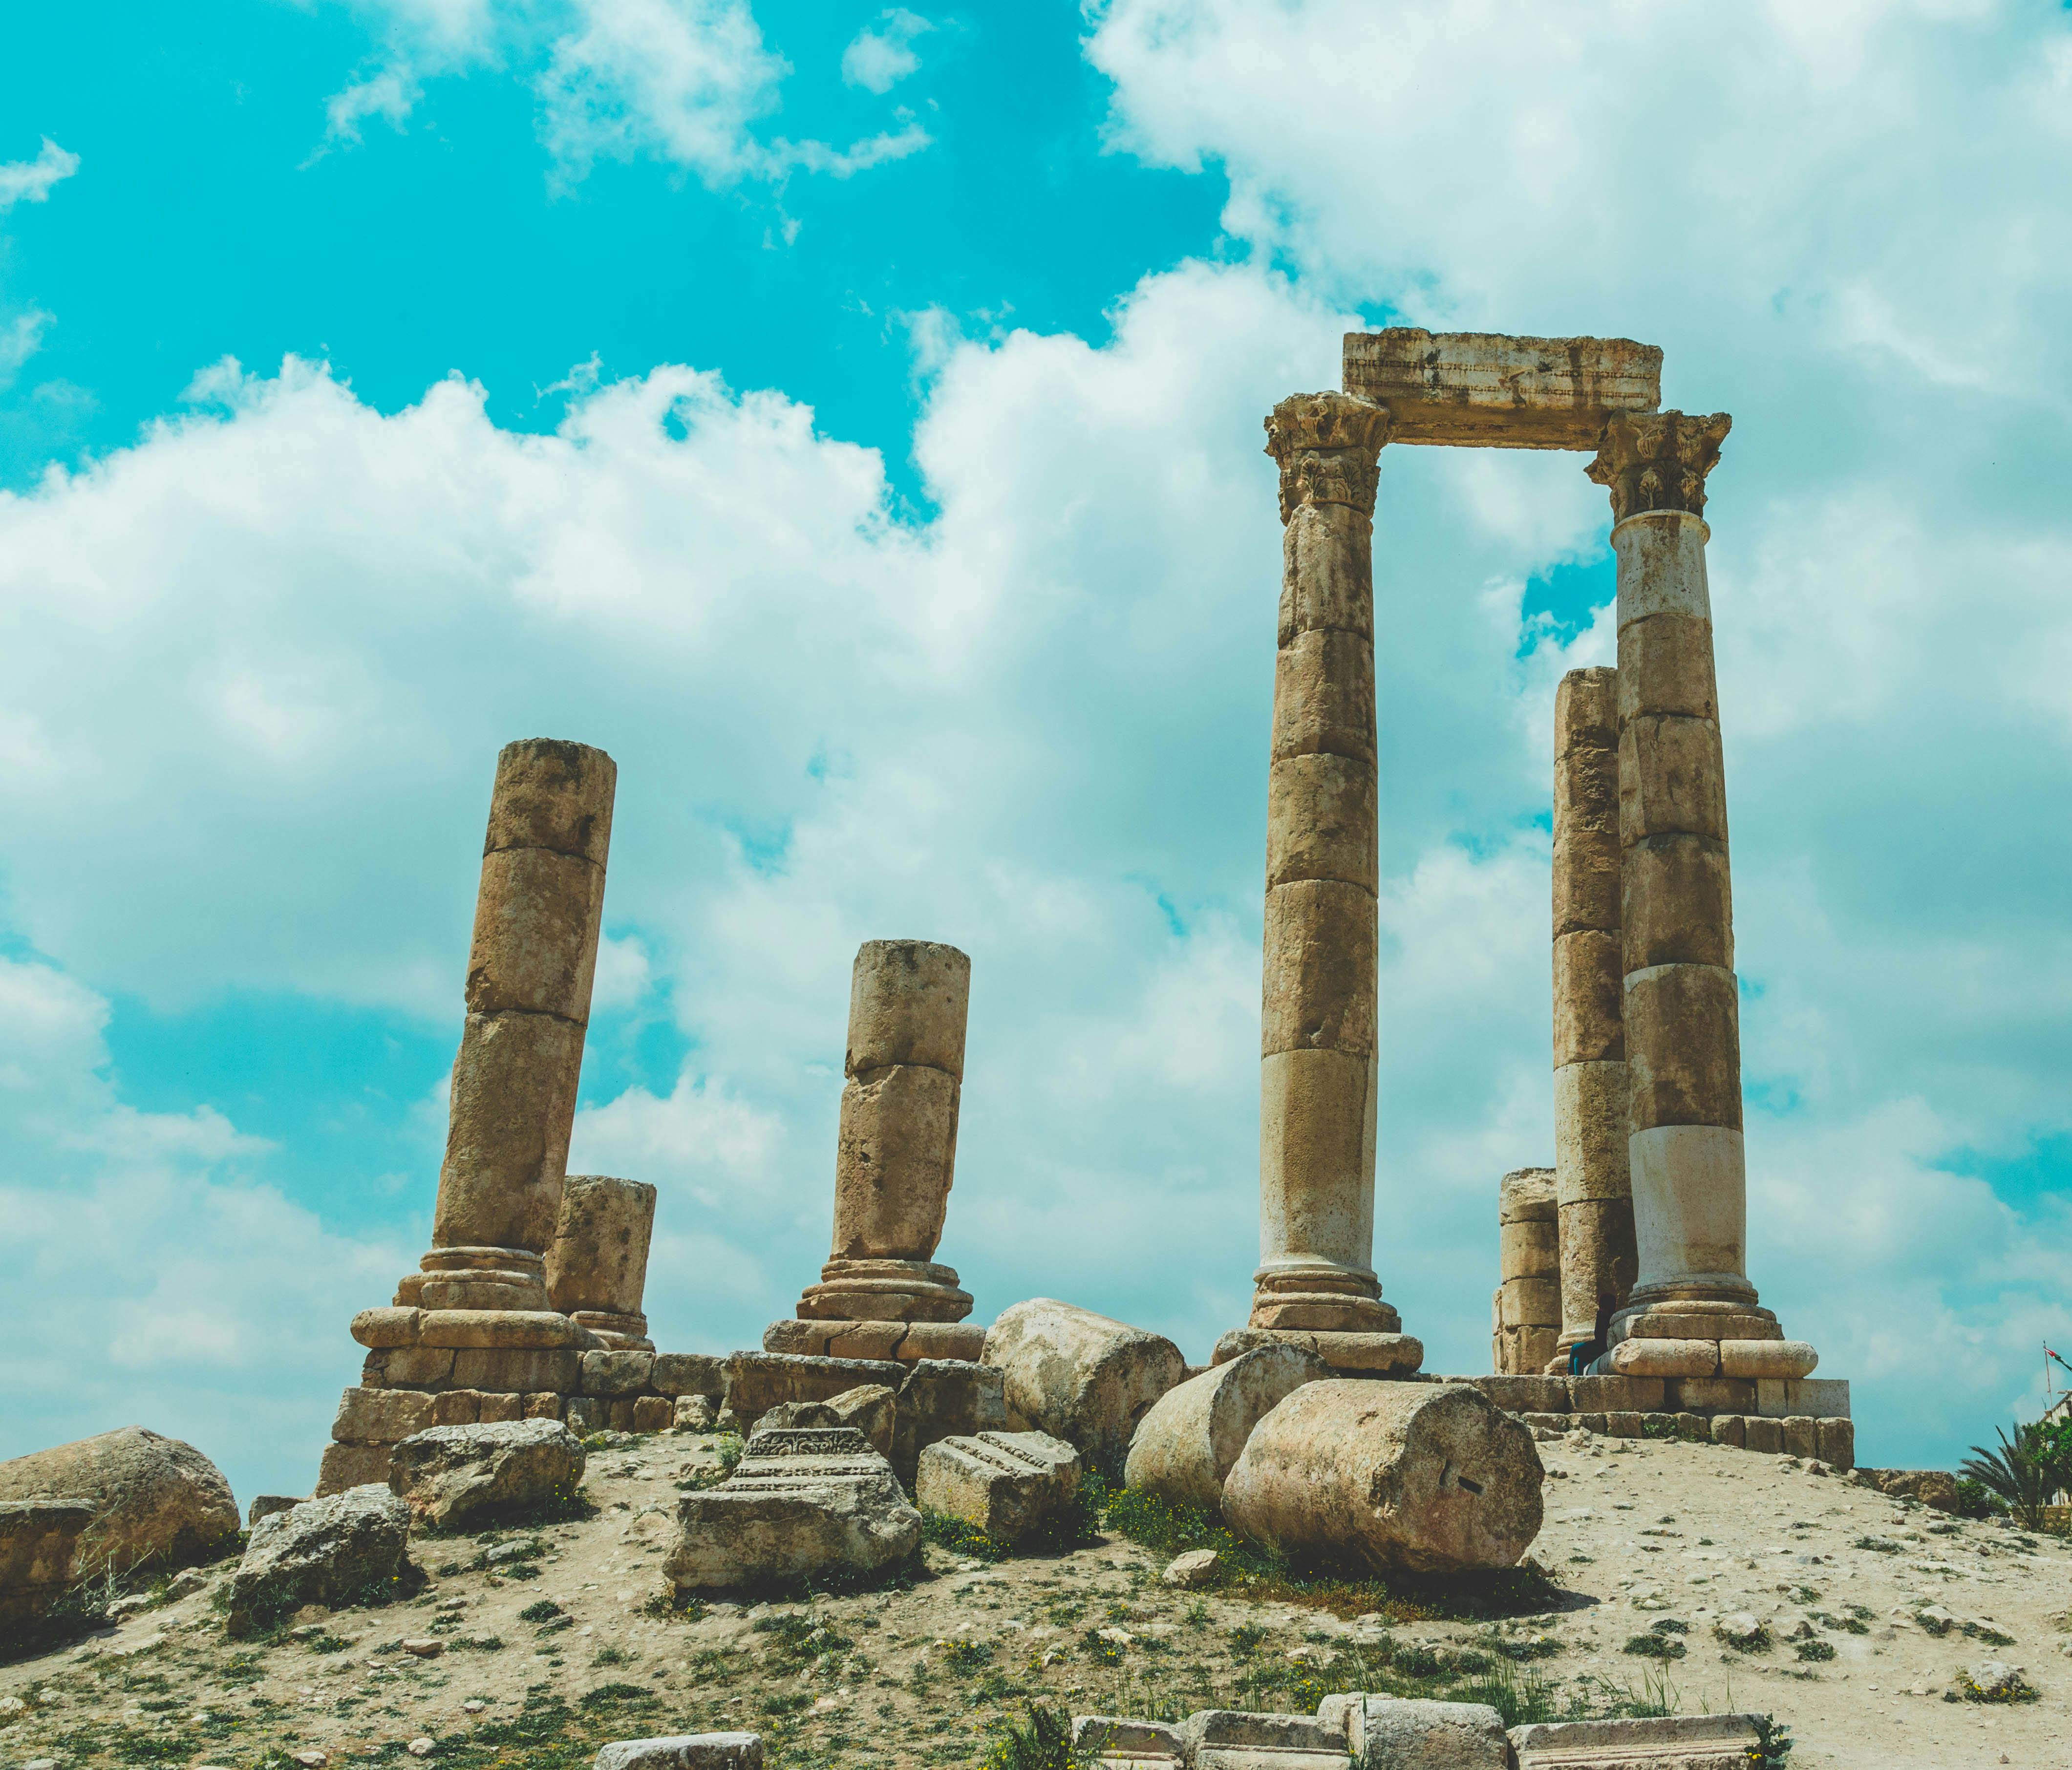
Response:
[[1263, 392, 1391, 524], [1587, 410, 1731, 524]]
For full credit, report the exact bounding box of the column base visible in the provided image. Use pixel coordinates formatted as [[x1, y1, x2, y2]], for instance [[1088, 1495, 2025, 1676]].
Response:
[[404, 1245, 551, 1312], [568, 1309, 653, 1351], [1214, 1325, 1423, 1376], [1248, 1260, 1397, 1333], [1598, 1296, 1820, 1381], [797, 1257, 973, 1323]]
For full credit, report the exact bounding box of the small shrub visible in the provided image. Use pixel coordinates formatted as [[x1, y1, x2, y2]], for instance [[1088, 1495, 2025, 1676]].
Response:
[[1960, 1621, 2016, 1647], [940, 1639, 993, 1674], [758, 1691, 811, 1717], [1793, 1639, 1835, 1662], [1226, 1623, 1267, 1659], [982, 1702, 1085, 1770], [1623, 1634, 1686, 1661], [920, 1509, 1004, 1562], [517, 1600, 562, 1624], [592, 1645, 629, 1667], [1752, 1713, 1794, 1767]]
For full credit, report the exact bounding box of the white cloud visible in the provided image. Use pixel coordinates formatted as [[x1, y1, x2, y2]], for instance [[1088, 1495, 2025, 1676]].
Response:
[[0, 139, 79, 213], [841, 8, 932, 93], [320, 65, 425, 149], [0, 308, 51, 393]]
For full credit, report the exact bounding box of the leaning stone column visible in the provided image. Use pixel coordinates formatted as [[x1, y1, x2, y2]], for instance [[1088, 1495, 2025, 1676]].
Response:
[[1586, 415, 1816, 1382], [1217, 392, 1418, 1378], [409, 739, 617, 1311], [798, 940, 975, 1326], [1550, 666, 1636, 1367], [548, 1175, 658, 1350]]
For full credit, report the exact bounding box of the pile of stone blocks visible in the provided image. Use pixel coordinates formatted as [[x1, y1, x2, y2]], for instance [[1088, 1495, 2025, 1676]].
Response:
[[1070, 1691, 1761, 1769], [1458, 1371, 1854, 1468]]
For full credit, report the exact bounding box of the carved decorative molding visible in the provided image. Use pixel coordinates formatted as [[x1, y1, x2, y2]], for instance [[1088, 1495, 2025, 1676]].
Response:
[[1263, 392, 1391, 523], [1587, 410, 1732, 523]]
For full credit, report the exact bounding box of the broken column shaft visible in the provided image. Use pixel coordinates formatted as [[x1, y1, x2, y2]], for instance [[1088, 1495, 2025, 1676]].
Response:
[[1551, 666, 1636, 1365], [1492, 1167, 1559, 1375], [798, 939, 974, 1325], [548, 1174, 658, 1350], [409, 739, 616, 1313]]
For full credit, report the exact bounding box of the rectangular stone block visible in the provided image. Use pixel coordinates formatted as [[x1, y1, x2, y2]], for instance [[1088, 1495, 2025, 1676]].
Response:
[[525, 1393, 564, 1420], [827, 1321, 909, 1361], [1341, 328, 1662, 449], [897, 1322, 988, 1362], [892, 1359, 1009, 1487], [1499, 1220, 1559, 1280], [332, 1386, 436, 1445], [565, 1395, 605, 1435], [1816, 1417, 1855, 1470], [1568, 1374, 1665, 1412], [726, 1352, 908, 1419], [1666, 1376, 1757, 1412], [633, 1396, 673, 1433], [760, 1320, 837, 1356], [478, 1392, 523, 1424], [1603, 1411, 1643, 1438], [1473, 1375, 1569, 1414], [581, 1349, 657, 1397], [1710, 1413, 1746, 1448], [1744, 1416, 1783, 1454], [1756, 1376, 1850, 1419], [1499, 1277, 1561, 1328], [433, 1390, 482, 1427], [315, 1441, 393, 1496], [1510, 1714, 1758, 1768], [608, 1398, 639, 1431], [384, 1346, 457, 1389], [451, 1346, 580, 1393], [1573, 1412, 1606, 1434], [651, 1352, 728, 1397], [1780, 1416, 1819, 1459], [1522, 1412, 1569, 1434]]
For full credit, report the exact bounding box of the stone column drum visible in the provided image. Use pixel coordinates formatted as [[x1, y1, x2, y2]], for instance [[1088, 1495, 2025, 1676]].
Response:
[[547, 1174, 658, 1350], [407, 739, 617, 1313], [797, 939, 974, 1325], [1227, 392, 1418, 1377], [1550, 666, 1636, 1365], [1586, 415, 1816, 1382], [1492, 1168, 1559, 1375]]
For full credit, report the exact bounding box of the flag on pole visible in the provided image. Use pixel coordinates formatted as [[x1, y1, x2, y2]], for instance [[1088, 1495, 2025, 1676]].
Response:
[[2048, 1344, 2072, 1373]]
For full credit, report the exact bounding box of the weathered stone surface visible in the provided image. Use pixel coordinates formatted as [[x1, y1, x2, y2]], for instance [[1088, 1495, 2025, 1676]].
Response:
[[225, 1486, 412, 1637], [388, 1419, 585, 1532], [0, 1500, 95, 1631], [1346, 1695, 1512, 1767], [984, 1300, 1185, 1470], [651, 1354, 727, 1398], [1260, 879, 1377, 1058], [830, 1066, 961, 1261], [1609, 1338, 1719, 1379], [822, 1386, 898, 1460], [592, 1735, 763, 1770], [451, 1347, 581, 1394], [1471, 1375, 1568, 1415], [673, 1395, 717, 1432], [1213, 1326, 1421, 1375], [664, 1428, 920, 1594], [580, 1350, 657, 1397], [1509, 1713, 1761, 1770], [1815, 1417, 1855, 1470], [1623, 833, 1733, 973], [0, 1427, 239, 1578], [1265, 755, 1378, 891], [1272, 628, 1376, 766], [480, 1393, 524, 1425], [482, 737, 616, 866], [415, 1310, 596, 1350], [1624, 966, 1743, 1131], [1753, 1376, 1849, 1419], [1710, 1414, 1745, 1449], [334, 1387, 439, 1445], [1780, 1416, 1819, 1460], [317, 1443, 394, 1496], [845, 940, 970, 1079], [1717, 1340, 1817, 1379], [1553, 930, 1623, 1063], [247, 1495, 301, 1526], [1743, 1417, 1782, 1455], [1161, 1549, 1220, 1589], [1665, 1376, 1758, 1413], [466, 845, 605, 1023], [1341, 328, 1662, 450], [898, 1322, 990, 1362], [548, 1175, 658, 1346], [1124, 1345, 1328, 1512], [727, 1353, 907, 1423], [1567, 1374, 1665, 1412], [891, 1360, 1007, 1487], [916, 1431, 1079, 1547], [1222, 1381, 1543, 1577]]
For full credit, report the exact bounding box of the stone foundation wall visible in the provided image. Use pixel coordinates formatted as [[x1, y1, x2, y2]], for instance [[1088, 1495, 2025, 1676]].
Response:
[[320, 1347, 1001, 1495], [1453, 1371, 1853, 1469]]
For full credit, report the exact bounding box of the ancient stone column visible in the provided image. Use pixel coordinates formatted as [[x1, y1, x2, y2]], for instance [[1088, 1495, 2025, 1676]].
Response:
[[1223, 391, 1417, 1377], [1586, 415, 1815, 1380], [408, 739, 616, 1313], [1550, 666, 1636, 1366], [797, 939, 974, 1324], [547, 1174, 657, 1350], [1492, 1167, 1559, 1375]]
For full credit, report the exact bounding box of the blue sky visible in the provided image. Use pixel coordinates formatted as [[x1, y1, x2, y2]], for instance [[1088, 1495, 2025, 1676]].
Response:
[[2, 0, 2070, 1507]]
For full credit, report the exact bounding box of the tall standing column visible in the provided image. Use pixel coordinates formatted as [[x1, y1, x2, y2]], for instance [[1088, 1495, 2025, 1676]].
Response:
[[1550, 666, 1636, 1366], [1224, 391, 1417, 1377], [1586, 415, 1815, 1379], [411, 739, 617, 1313]]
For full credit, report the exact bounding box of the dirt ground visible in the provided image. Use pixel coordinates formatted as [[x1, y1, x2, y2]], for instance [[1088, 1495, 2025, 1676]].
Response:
[[3, 1427, 2068, 1770]]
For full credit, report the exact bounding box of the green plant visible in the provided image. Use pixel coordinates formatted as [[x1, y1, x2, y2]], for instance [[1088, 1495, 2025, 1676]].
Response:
[[941, 1639, 993, 1674], [592, 1645, 628, 1667], [1960, 1423, 2054, 1531], [1623, 1634, 1685, 1661], [1954, 1476, 2005, 1520], [920, 1508, 1004, 1562], [1750, 1713, 1794, 1766], [983, 1702, 1092, 1769], [1793, 1639, 1835, 1662], [517, 1599, 563, 1623]]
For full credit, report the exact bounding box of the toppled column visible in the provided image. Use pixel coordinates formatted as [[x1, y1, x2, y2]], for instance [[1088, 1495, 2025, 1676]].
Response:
[[767, 941, 987, 1363], [325, 740, 617, 1493], [1550, 667, 1635, 1367], [1491, 1168, 1559, 1375], [548, 1175, 658, 1350], [1223, 391, 1420, 1379], [1585, 417, 1819, 1384]]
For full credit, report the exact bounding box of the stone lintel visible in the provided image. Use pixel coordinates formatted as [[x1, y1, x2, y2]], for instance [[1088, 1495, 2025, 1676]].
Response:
[[1342, 329, 1661, 450]]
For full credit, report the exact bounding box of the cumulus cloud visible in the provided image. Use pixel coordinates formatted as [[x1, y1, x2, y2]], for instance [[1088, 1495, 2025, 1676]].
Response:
[[841, 9, 933, 93]]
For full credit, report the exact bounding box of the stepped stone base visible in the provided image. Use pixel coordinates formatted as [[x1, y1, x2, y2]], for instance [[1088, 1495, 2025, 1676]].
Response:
[[763, 1319, 988, 1362], [1449, 1371, 1853, 1469], [1213, 1326, 1423, 1376]]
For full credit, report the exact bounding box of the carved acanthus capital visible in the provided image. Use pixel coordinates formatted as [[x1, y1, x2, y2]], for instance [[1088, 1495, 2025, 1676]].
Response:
[[1587, 410, 1731, 524], [1264, 392, 1391, 524]]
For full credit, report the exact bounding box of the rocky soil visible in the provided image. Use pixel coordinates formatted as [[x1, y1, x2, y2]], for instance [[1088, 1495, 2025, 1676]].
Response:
[[3, 1427, 2068, 1770]]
